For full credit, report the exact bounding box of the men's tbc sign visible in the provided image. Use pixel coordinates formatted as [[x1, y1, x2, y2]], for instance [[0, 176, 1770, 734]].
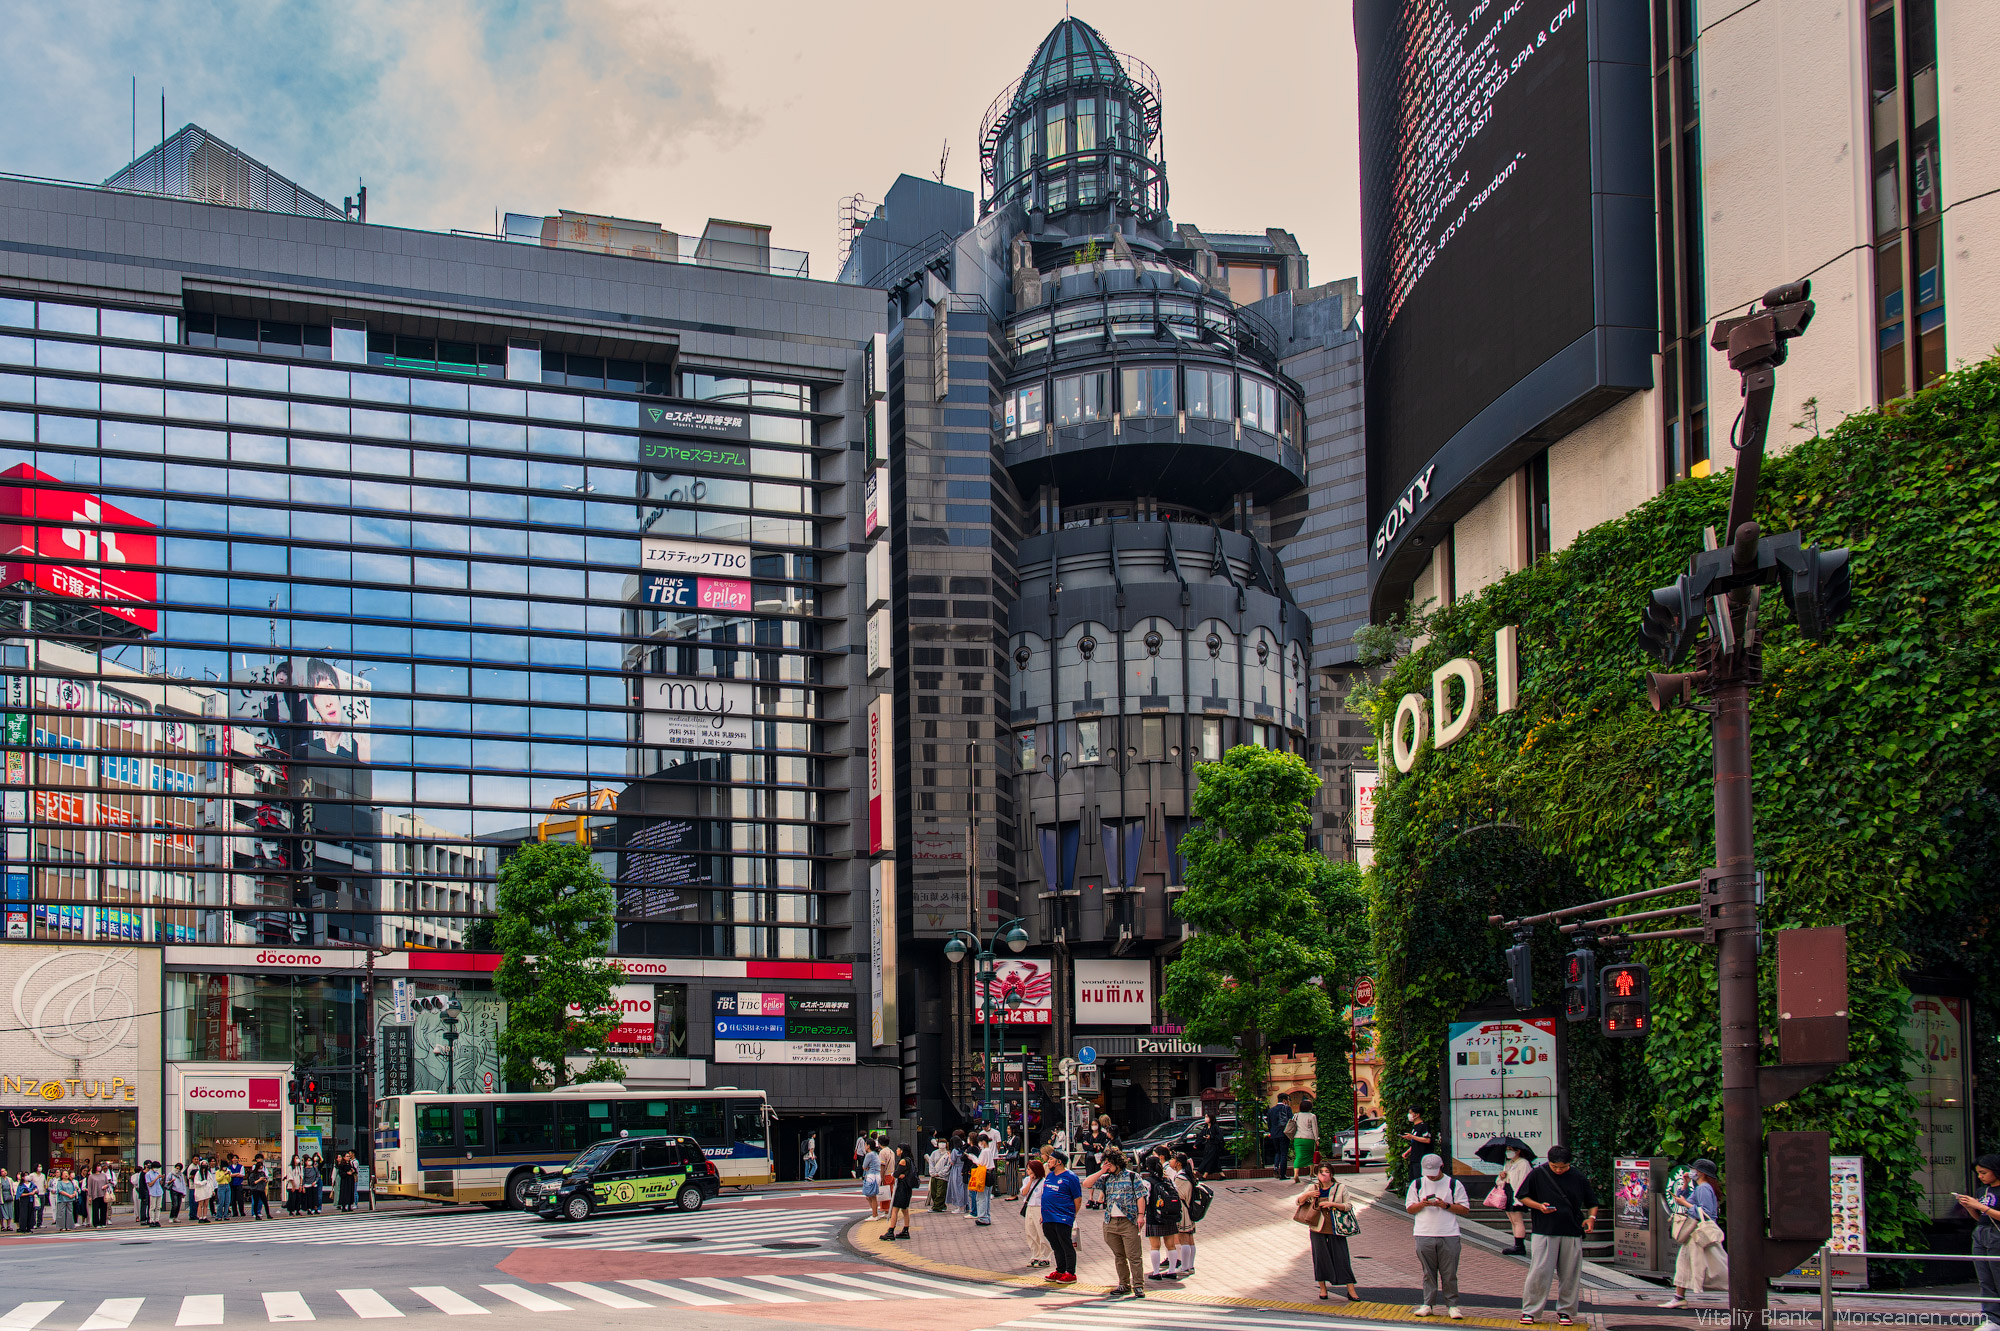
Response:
[[1385, 626, 1520, 773]]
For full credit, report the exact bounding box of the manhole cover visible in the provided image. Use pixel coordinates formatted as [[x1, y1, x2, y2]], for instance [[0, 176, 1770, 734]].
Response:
[[762, 1241, 820, 1250], [646, 1236, 703, 1244]]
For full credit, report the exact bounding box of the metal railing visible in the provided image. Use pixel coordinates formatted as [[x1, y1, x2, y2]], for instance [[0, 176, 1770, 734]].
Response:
[[1812, 1245, 1998, 1324]]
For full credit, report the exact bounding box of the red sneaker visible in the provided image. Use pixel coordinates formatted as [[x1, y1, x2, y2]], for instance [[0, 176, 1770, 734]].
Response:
[[1056, 1273, 1077, 1284], [1043, 1272, 1063, 1282]]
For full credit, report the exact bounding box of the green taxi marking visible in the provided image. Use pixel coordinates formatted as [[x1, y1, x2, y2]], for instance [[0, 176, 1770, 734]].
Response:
[[592, 1172, 688, 1206]]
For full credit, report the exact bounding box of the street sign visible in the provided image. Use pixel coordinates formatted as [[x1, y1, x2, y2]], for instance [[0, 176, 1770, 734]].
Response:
[[1059, 1057, 1079, 1076], [1355, 977, 1376, 1007], [1078, 1046, 1097, 1066]]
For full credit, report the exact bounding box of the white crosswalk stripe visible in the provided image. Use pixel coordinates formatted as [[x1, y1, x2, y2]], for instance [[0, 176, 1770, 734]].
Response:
[[987, 1306, 1411, 1331], [147, 1203, 846, 1255], [0, 1271, 1040, 1328]]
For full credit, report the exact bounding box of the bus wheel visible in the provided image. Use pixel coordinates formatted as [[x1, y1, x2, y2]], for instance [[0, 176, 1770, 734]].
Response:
[[507, 1172, 540, 1211], [677, 1188, 704, 1213], [563, 1194, 592, 1222]]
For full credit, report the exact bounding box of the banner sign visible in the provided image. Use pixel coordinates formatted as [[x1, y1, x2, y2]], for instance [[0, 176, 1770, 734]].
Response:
[[642, 677, 754, 751], [711, 992, 856, 1064], [642, 537, 753, 578], [867, 694, 894, 854], [642, 574, 752, 612], [1075, 959, 1153, 1026], [639, 439, 750, 474], [639, 405, 750, 440], [0, 466, 160, 631], [976, 956, 1055, 1025], [1445, 1016, 1560, 1175], [567, 983, 657, 1045], [1353, 769, 1380, 844]]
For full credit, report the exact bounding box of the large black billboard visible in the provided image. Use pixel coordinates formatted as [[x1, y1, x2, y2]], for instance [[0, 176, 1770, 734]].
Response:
[[1358, 0, 1653, 610]]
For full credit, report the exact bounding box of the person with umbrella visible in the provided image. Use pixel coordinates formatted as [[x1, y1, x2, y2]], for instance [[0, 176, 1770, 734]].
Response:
[[1475, 1136, 1537, 1256]]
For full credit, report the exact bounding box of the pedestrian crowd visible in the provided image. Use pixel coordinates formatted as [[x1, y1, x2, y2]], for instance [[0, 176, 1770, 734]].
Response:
[[0, 1149, 366, 1232]]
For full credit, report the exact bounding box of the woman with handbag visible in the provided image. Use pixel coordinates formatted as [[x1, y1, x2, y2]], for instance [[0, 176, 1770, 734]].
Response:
[[1490, 1146, 1534, 1255], [1020, 1157, 1053, 1267], [1664, 1159, 1727, 1306], [1297, 1163, 1361, 1302]]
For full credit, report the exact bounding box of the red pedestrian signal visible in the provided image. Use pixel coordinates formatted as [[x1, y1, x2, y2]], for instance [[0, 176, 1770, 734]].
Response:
[[1562, 948, 1596, 1022], [1600, 963, 1651, 1038]]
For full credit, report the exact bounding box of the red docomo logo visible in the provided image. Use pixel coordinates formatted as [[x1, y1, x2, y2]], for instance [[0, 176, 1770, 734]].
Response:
[[187, 1086, 247, 1101], [255, 951, 322, 966]]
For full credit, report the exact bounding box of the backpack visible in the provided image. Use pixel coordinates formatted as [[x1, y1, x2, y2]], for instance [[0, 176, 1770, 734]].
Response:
[[1147, 1177, 1183, 1229], [1187, 1179, 1214, 1223]]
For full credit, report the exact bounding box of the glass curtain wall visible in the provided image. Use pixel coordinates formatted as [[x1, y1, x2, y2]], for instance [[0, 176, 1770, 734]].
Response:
[[0, 295, 834, 959]]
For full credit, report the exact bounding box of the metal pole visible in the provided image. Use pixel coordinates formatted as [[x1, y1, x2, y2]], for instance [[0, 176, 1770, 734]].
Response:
[[981, 952, 993, 1127], [1818, 1242, 1833, 1330], [364, 949, 376, 1212]]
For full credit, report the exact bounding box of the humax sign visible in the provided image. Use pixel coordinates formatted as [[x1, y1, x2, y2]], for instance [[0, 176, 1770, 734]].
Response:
[[1385, 626, 1521, 773]]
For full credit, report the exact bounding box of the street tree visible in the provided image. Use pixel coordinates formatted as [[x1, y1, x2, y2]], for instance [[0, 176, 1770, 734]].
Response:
[[493, 840, 626, 1088], [1163, 745, 1370, 1159]]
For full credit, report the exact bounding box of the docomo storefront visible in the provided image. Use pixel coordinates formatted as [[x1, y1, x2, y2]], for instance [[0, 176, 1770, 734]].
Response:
[[166, 1063, 295, 1171]]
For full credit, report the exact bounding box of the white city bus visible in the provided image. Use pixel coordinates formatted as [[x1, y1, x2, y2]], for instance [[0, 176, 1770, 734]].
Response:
[[373, 1085, 773, 1210]]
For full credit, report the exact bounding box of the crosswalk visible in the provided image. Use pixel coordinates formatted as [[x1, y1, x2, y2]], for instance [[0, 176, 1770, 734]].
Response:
[[987, 1304, 1435, 1331], [143, 1201, 844, 1255], [0, 1272, 1019, 1328]]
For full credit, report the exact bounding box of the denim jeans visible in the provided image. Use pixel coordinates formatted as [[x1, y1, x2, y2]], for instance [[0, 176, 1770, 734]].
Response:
[[969, 1187, 990, 1221]]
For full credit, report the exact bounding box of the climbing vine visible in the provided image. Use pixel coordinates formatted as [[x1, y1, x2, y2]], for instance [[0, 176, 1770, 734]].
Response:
[[1358, 358, 2000, 1252]]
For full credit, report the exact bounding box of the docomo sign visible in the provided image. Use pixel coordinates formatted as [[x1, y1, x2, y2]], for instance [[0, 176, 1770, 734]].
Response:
[[0, 466, 160, 631], [867, 694, 894, 854], [1387, 625, 1520, 774], [565, 984, 657, 1046], [183, 1076, 281, 1110]]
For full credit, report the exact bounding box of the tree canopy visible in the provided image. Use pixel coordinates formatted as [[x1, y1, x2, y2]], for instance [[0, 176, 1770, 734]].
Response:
[[493, 840, 626, 1089]]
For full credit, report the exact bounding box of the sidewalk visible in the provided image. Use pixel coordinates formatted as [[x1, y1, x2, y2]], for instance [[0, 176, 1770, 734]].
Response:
[[0, 1196, 481, 1243]]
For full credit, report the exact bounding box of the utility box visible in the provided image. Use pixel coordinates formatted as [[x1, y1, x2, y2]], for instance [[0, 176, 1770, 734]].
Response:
[[1767, 1130, 1833, 1243], [1611, 1157, 1672, 1274], [1776, 927, 1848, 1065]]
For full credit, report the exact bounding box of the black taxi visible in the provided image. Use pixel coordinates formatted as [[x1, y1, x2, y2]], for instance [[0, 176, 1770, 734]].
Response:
[[531, 1132, 720, 1220]]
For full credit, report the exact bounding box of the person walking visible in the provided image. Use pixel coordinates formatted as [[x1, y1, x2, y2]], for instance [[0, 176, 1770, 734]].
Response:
[[1406, 1154, 1471, 1318], [1516, 1144, 1599, 1326], [1664, 1158, 1727, 1307], [1402, 1109, 1437, 1175], [854, 1130, 870, 1181], [1085, 1149, 1150, 1299], [1300, 1162, 1361, 1301], [1020, 1157, 1053, 1268], [883, 1144, 915, 1240], [1499, 1146, 1534, 1255], [1952, 1154, 2000, 1331], [1290, 1097, 1321, 1181], [802, 1136, 818, 1181], [1266, 1096, 1295, 1180], [1038, 1151, 1083, 1284]]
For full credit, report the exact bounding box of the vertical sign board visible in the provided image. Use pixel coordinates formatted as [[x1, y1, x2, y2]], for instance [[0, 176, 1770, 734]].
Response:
[[1775, 1156, 1869, 1288], [867, 694, 894, 855], [1903, 993, 1969, 1218], [864, 467, 889, 538], [1445, 1016, 1560, 1176], [869, 861, 892, 1046], [1611, 1158, 1663, 1272], [1353, 769, 1379, 843], [866, 607, 889, 676], [865, 541, 890, 609], [381, 1024, 415, 1098]]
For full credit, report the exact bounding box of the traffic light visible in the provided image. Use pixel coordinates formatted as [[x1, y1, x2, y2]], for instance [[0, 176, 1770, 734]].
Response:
[[287, 1078, 301, 1107], [1600, 962, 1652, 1038], [1505, 942, 1534, 1011], [1775, 541, 1852, 641], [303, 1073, 320, 1106], [1562, 948, 1597, 1022]]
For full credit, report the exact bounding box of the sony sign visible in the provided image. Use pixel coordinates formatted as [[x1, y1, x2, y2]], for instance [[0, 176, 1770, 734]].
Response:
[[643, 677, 754, 751], [1372, 463, 1438, 560], [1386, 625, 1520, 774]]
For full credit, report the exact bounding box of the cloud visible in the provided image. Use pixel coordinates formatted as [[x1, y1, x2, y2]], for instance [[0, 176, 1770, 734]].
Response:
[[0, 0, 750, 232]]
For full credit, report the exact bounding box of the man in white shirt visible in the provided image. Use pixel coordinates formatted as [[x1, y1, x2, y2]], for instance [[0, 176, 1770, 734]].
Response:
[[971, 1132, 999, 1225], [1405, 1154, 1471, 1318]]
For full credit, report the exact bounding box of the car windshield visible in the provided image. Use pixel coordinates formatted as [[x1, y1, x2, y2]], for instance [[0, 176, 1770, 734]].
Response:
[[1127, 1117, 1201, 1144], [568, 1140, 620, 1172]]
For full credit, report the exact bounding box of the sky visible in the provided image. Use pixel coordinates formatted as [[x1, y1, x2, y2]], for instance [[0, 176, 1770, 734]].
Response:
[[0, 0, 1362, 286]]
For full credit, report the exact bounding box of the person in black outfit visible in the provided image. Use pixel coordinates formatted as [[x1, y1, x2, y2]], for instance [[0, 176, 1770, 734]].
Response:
[[1401, 1109, 1436, 1173], [882, 1144, 915, 1240], [1516, 1144, 1599, 1324]]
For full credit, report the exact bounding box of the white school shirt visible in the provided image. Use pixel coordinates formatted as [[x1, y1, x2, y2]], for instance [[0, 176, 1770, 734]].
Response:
[[1406, 1175, 1469, 1237]]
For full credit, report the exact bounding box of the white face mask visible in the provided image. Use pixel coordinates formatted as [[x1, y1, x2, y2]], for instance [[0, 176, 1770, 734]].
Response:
[[1506, 1149, 1520, 1160]]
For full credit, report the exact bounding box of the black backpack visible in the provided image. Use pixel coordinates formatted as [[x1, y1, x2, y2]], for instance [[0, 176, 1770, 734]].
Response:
[[1187, 1179, 1214, 1222], [1147, 1177, 1183, 1228]]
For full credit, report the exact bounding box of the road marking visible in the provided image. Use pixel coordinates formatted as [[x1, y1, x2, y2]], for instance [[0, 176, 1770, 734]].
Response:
[[816, 1274, 951, 1299], [545, 1285, 648, 1311], [613, 1282, 726, 1308], [865, 1270, 1012, 1298], [335, 1291, 404, 1319], [479, 1287, 571, 1313], [79, 1301, 145, 1331], [0, 1305, 62, 1331], [261, 1293, 314, 1323], [742, 1276, 877, 1302], [409, 1289, 487, 1316], [683, 1278, 804, 1305], [175, 1296, 225, 1327]]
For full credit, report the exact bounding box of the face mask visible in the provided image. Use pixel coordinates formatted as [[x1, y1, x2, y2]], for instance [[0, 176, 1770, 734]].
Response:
[[1506, 1150, 1519, 1160]]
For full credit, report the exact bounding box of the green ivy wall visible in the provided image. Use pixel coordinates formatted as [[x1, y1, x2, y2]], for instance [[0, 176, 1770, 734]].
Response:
[[1359, 359, 2000, 1251]]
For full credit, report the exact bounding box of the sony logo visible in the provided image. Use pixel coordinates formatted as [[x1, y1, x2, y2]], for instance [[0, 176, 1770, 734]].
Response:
[[1373, 463, 1438, 559]]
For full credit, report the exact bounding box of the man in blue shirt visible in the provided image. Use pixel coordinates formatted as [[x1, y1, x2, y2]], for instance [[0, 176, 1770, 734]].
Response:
[[1038, 1151, 1083, 1283], [1266, 1097, 1295, 1179]]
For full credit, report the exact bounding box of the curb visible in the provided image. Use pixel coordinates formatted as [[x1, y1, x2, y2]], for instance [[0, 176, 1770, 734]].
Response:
[[839, 1216, 1538, 1327]]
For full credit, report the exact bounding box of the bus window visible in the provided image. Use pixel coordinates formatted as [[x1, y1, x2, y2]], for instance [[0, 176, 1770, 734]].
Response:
[[494, 1100, 555, 1150], [559, 1100, 618, 1149], [671, 1098, 724, 1145], [458, 1104, 490, 1154], [417, 1104, 453, 1149], [728, 1100, 767, 1159], [615, 1099, 671, 1133]]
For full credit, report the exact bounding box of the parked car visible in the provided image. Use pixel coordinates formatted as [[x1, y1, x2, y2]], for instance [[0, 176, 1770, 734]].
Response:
[[1328, 1116, 1388, 1163], [1120, 1113, 1240, 1156]]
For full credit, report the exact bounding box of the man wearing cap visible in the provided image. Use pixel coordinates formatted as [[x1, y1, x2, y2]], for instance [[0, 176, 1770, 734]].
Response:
[[1515, 1144, 1598, 1325], [1406, 1154, 1471, 1318]]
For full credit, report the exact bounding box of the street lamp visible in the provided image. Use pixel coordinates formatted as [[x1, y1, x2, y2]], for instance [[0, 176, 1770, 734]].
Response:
[[440, 995, 463, 1095], [944, 916, 1029, 1127]]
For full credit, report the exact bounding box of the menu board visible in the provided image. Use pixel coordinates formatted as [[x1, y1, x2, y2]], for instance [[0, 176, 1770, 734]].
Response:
[[1775, 1155, 1869, 1289]]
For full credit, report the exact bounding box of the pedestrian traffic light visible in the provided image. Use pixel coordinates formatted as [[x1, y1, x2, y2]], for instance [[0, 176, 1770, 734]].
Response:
[[1562, 948, 1597, 1022], [303, 1073, 320, 1106], [287, 1078, 301, 1107], [1774, 540, 1852, 641], [1600, 962, 1652, 1038], [1505, 942, 1534, 1011]]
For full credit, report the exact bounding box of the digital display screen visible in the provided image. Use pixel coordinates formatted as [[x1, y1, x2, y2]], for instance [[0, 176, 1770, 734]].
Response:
[[1358, 0, 1596, 525]]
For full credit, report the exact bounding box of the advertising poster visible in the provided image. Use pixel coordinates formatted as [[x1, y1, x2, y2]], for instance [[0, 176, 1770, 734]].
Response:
[[621, 818, 705, 916], [711, 991, 857, 1065], [1612, 1158, 1651, 1230], [232, 658, 373, 763], [1776, 1156, 1869, 1288], [641, 536, 752, 579], [1353, 769, 1379, 843], [867, 694, 894, 854], [642, 573, 752, 613], [1903, 993, 1969, 1218], [1075, 959, 1153, 1026], [1445, 1016, 1560, 1175], [910, 827, 970, 937], [566, 984, 657, 1046], [975, 956, 1055, 1026], [642, 677, 754, 751]]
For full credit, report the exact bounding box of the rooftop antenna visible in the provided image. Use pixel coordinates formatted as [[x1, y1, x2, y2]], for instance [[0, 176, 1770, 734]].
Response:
[[130, 76, 136, 172], [934, 139, 950, 185]]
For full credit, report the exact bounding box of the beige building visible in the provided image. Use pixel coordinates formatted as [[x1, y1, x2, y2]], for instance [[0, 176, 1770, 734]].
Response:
[[1373, 0, 1997, 614], [384, 811, 491, 950]]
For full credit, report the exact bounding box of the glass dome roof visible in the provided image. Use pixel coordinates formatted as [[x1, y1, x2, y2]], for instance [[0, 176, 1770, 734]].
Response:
[[1014, 17, 1134, 105]]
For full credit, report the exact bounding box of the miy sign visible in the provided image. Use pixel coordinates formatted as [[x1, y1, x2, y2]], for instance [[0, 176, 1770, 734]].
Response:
[[1386, 626, 1520, 773]]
